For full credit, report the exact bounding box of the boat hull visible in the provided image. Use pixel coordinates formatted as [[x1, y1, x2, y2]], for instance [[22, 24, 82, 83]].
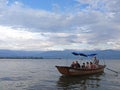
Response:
[[56, 65, 106, 76]]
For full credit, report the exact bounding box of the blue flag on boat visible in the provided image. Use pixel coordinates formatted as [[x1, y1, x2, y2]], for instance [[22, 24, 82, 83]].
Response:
[[72, 52, 87, 57], [72, 52, 97, 57], [72, 52, 80, 55]]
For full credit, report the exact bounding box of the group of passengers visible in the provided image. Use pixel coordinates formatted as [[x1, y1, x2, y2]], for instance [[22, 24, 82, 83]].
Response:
[[71, 61, 80, 68], [71, 56, 99, 69]]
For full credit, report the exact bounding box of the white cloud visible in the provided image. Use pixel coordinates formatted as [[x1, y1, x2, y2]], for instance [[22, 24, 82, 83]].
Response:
[[0, 26, 50, 50], [0, 0, 120, 51]]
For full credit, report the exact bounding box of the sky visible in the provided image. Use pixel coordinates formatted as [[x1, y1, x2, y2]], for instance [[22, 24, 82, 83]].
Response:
[[0, 0, 120, 51]]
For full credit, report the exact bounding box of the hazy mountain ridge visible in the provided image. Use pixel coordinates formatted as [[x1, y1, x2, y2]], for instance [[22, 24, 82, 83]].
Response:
[[0, 49, 120, 59]]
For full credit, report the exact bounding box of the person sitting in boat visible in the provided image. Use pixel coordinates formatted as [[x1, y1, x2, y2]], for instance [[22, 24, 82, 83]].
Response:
[[86, 62, 90, 69], [82, 63, 85, 69], [71, 61, 80, 69], [75, 61, 80, 68], [90, 62, 96, 69], [71, 61, 76, 68]]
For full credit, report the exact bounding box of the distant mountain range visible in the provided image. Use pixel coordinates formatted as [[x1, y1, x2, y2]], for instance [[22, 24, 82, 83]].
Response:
[[0, 49, 120, 59]]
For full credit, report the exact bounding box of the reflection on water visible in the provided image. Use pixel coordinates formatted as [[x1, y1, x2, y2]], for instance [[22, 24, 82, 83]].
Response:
[[57, 73, 104, 90]]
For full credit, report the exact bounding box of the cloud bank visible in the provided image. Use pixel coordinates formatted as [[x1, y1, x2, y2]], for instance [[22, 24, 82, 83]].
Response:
[[0, 0, 120, 51]]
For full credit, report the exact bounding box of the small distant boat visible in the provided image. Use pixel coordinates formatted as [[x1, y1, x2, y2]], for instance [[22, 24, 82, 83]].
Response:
[[56, 65, 106, 76], [56, 52, 106, 76]]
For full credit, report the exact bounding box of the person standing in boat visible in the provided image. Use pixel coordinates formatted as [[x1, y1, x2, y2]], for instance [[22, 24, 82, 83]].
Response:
[[93, 56, 99, 65], [93, 56, 99, 68]]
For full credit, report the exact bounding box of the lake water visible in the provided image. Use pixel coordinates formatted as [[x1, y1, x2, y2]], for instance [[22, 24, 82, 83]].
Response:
[[0, 59, 120, 90]]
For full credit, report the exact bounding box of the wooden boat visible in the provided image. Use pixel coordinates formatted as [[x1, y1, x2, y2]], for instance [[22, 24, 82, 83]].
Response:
[[56, 65, 106, 76], [56, 52, 106, 76]]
